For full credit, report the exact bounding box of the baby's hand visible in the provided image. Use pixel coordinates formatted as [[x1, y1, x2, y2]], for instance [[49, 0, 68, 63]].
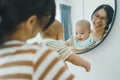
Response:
[[84, 62, 91, 72]]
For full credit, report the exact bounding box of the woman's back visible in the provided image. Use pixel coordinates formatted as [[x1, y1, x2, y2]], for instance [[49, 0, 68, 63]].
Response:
[[0, 40, 74, 80]]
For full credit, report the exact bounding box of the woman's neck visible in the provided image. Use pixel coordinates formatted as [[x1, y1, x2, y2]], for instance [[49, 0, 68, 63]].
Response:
[[92, 29, 105, 40], [8, 30, 30, 42]]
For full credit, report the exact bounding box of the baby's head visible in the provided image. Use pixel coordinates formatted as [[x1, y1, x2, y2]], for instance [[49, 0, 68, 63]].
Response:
[[75, 20, 91, 41], [41, 19, 64, 40]]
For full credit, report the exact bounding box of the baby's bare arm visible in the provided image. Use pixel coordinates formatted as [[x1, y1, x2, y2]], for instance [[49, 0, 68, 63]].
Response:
[[65, 40, 72, 46], [66, 53, 91, 72]]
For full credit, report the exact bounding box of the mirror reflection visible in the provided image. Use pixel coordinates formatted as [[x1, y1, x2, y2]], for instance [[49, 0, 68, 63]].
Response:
[[55, 0, 116, 53]]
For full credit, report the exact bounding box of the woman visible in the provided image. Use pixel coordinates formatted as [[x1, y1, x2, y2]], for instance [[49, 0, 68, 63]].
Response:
[[91, 4, 114, 43], [0, 0, 74, 80]]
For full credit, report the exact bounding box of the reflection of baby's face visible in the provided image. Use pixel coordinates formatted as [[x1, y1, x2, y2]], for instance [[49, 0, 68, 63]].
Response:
[[75, 25, 90, 41]]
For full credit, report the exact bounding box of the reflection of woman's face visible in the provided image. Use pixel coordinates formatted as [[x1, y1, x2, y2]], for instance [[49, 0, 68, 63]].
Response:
[[92, 9, 108, 31]]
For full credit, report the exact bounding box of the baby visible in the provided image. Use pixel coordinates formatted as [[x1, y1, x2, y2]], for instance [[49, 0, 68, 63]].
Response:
[[40, 19, 91, 72], [65, 20, 95, 53]]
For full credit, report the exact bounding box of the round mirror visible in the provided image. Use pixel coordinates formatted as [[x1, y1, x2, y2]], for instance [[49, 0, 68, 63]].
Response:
[[55, 0, 117, 54]]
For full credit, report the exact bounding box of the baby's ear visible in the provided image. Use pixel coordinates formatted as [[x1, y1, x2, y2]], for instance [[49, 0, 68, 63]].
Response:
[[57, 33, 63, 40], [89, 30, 92, 33]]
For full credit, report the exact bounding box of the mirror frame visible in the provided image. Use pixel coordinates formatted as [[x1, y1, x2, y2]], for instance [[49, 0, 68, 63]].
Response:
[[78, 0, 117, 54]]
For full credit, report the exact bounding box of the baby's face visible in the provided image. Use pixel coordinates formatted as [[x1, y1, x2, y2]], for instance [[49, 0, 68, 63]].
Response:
[[75, 25, 90, 41]]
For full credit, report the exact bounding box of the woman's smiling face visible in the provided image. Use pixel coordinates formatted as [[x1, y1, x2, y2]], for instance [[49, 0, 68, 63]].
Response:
[[92, 9, 108, 31]]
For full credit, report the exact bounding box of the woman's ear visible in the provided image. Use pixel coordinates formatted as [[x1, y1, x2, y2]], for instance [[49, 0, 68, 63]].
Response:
[[26, 15, 37, 32]]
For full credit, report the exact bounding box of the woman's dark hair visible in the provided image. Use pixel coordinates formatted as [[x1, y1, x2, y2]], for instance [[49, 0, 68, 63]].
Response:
[[91, 4, 114, 30], [0, 0, 56, 44]]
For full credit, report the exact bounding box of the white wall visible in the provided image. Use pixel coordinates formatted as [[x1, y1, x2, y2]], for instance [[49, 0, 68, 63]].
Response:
[[66, 0, 120, 80]]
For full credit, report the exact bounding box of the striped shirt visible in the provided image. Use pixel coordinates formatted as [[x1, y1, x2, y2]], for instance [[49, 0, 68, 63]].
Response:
[[41, 39, 72, 61], [0, 40, 74, 80]]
